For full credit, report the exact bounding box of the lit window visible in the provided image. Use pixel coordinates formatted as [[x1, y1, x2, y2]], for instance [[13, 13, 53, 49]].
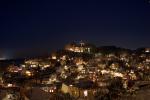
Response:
[[84, 90, 88, 97]]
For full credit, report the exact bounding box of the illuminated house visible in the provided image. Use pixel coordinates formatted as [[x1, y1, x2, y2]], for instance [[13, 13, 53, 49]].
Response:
[[65, 41, 95, 53], [61, 80, 108, 99], [7, 65, 22, 73], [24, 59, 40, 68], [145, 48, 150, 53]]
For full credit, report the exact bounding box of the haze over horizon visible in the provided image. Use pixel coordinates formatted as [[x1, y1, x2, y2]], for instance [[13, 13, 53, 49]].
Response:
[[0, 0, 150, 59]]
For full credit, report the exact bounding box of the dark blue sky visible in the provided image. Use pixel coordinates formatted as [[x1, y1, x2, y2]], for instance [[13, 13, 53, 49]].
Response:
[[0, 0, 150, 58]]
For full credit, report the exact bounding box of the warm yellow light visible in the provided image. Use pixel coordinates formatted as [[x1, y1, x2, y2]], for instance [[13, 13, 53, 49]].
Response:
[[7, 83, 13, 87], [25, 71, 32, 76]]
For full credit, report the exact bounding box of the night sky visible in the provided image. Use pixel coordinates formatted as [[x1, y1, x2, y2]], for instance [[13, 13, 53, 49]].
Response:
[[0, 0, 150, 59]]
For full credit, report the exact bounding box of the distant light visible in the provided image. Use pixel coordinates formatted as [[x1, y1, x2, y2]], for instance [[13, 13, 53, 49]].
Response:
[[0, 57, 6, 60], [145, 50, 150, 53], [84, 90, 88, 97], [7, 83, 13, 87], [25, 71, 32, 76]]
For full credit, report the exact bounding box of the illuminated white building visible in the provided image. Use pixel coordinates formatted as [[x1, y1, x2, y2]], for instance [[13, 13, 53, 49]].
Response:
[[65, 41, 94, 53]]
